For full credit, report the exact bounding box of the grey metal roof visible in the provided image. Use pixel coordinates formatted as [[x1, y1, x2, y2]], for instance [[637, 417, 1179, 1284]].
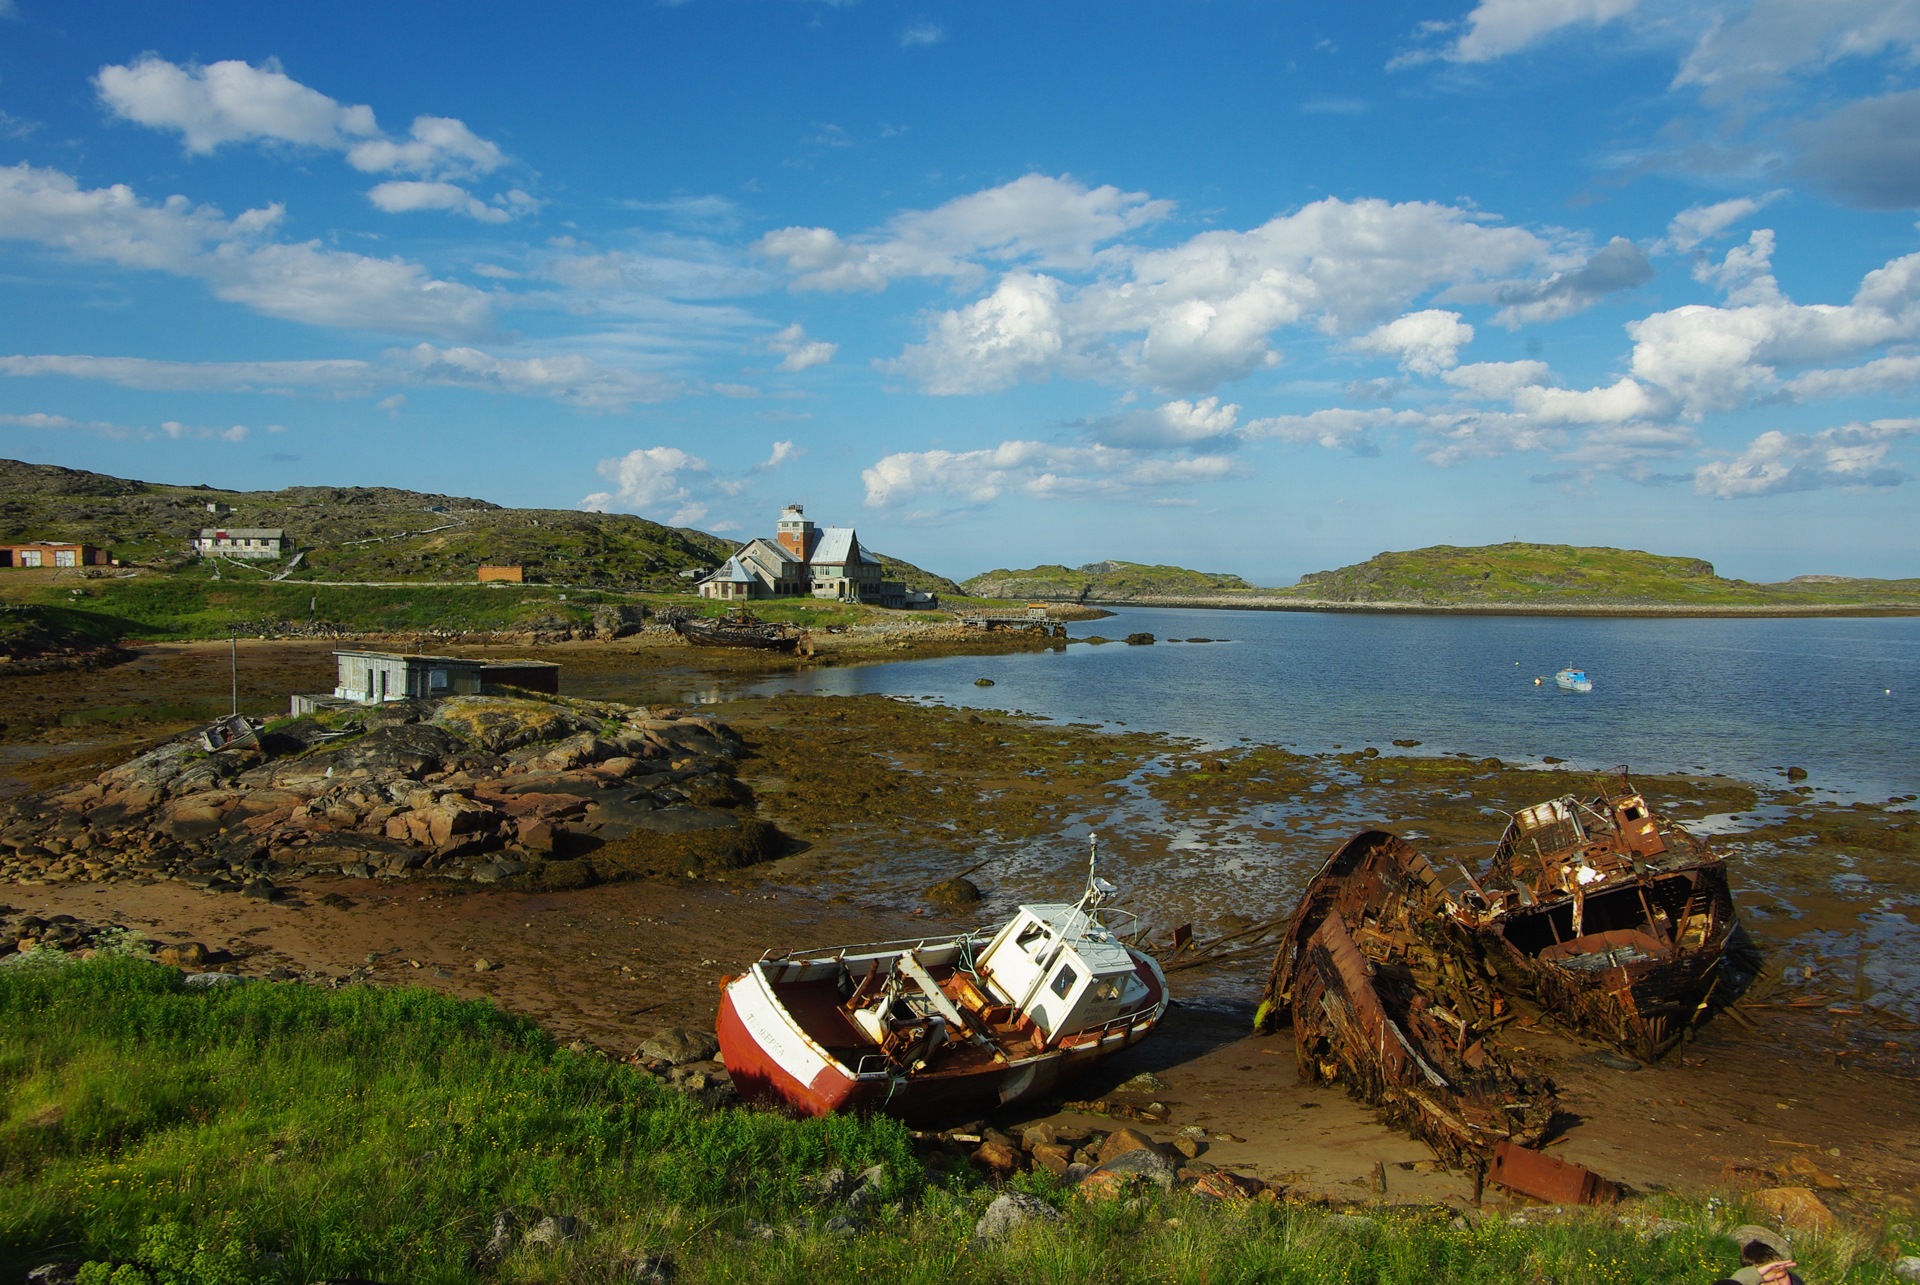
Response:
[[704, 556, 756, 583], [198, 528, 284, 539], [810, 527, 878, 565]]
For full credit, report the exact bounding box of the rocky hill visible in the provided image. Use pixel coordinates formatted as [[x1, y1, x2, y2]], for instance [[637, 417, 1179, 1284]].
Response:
[[961, 560, 1252, 602], [0, 458, 954, 592]]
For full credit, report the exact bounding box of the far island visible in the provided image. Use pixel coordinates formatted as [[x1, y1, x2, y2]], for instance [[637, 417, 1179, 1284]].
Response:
[[961, 544, 1920, 616]]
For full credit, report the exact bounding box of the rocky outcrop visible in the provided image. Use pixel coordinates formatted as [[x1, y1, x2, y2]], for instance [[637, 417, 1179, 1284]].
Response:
[[0, 694, 782, 892]]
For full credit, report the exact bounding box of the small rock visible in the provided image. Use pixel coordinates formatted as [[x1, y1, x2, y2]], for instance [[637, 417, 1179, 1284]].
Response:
[[924, 876, 981, 907], [1096, 1126, 1162, 1164], [1890, 1255, 1920, 1282], [524, 1213, 580, 1249], [1173, 1134, 1206, 1160], [973, 1192, 1062, 1241], [155, 941, 210, 968], [23, 1262, 80, 1285], [629, 1254, 677, 1284], [971, 1139, 1023, 1176], [1076, 1169, 1137, 1201], [473, 958, 496, 972], [1031, 1142, 1074, 1175], [1751, 1186, 1837, 1234], [823, 1214, 860, 1237], [182, 972, 242, 988], [639, 1028, 720, 1066], [1124, 633, 1155, 646], [483, 1209, 520, 1260], [1191, 1171, 1258, 1202], [1020, 1121, 1062, 1150], [1115, 1071, 1170, 1093], [974, 677, 996, 686], [1786, 766, 1809, 781], [1088, 1146, 1177, 1191]]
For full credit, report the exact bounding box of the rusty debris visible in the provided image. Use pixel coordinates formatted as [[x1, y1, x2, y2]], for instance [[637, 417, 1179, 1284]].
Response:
[[1255, 830, 1556, 1164], [1456, 770, 1744, 1062], [1256, 772, 1746, 1181], [1488, 1139, 1621, 1205]]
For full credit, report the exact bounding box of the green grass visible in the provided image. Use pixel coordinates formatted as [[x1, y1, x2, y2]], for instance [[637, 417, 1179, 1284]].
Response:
[[2, 956, 1906, 1284]]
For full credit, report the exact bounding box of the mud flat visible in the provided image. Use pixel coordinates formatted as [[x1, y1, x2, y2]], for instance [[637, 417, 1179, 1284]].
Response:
[[1, 640, 1915, 1220]]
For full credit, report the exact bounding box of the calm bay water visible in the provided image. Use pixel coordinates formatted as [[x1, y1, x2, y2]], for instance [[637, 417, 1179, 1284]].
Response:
[[706, 608, 1920, 802]]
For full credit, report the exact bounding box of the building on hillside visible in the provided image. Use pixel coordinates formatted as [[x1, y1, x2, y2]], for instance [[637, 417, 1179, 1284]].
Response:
[[699, 504, 913, 607], [0, 542, 106, 568], [195, 528, 285, 559], [477, 564, 524, 583]]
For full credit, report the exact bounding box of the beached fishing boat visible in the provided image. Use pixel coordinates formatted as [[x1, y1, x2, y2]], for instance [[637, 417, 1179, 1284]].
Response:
[[716, 845, 1168, 1120], [198, 713, 262, 753], [1457, 772, 1740, 1061], [1255, 831, 1556, 1161], [671, 607, 803, 653], [1555, 667, 1593, 692]]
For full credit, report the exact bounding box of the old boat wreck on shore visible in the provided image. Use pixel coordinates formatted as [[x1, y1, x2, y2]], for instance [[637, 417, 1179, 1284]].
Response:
[[717, 847, 1169, 1121], [670, 606, 805, 654], [1257, 772, 1745, 1180]]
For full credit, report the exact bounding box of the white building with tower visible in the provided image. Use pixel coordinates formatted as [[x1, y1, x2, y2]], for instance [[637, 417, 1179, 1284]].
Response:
[[698, 504, 916, 607]]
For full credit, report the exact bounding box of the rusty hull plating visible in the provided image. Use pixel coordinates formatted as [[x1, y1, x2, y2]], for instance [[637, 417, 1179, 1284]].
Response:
[[1464, 772, 1739, 1062], [1257, 830, 1556, 1164]]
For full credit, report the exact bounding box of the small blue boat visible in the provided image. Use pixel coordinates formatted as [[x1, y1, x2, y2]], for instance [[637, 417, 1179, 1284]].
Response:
[[1555, 667, 1593, 693]]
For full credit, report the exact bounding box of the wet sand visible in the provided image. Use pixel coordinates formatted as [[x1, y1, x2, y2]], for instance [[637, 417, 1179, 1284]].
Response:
[[3, 637, 1916, 1217]]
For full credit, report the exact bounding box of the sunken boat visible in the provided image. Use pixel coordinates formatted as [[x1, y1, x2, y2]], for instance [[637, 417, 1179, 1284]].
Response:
[[1454, 771, 1740, 1061], [671, 607, 803, 653], [717, 847, 1168, 1121], [1254, 830, 1555, 1162]]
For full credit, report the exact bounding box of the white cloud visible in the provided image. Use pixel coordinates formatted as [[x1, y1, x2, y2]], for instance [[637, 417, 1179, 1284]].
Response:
[[1787, 89, 1920, 209], [1627, 243, 1920, 416], [1674, 0, 1920, 102], [1787, 352, 1920, 398], [766, 322, 837, 371], [900, 20, 947, 47], [1089, 396, 1242, 448], [393, 344, 675, 406], [1352, 309, 1474, 374], [0, 162, 493, 337], [95, 55, 377, 153], [1660, 193, 1783, 253], [892, 272, 1066, 393], [1442, 359, 1553, 398], [367, 181, 537, 223], [582, 446, 713, 525], [861, 439, 1239, 508], [0, 410, 139, 439], [1408, 0, 1640, 64], [0, 352, 376, 392], [758, 174, 1172, 291], [1507, 376, 1661, 424], [161, 419, 249, 442], [1695, 418, 1920, 497], [345, 115, 503, 178], [1242, 406, 1428, 454], [756, 439, 801, 471]]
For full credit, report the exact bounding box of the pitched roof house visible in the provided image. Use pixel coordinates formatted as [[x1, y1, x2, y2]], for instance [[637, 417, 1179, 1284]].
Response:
[[699, 504, 908, 607]]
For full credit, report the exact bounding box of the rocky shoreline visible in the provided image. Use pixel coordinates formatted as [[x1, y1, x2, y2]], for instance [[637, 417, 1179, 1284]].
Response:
[[0, 693, 784, 894]]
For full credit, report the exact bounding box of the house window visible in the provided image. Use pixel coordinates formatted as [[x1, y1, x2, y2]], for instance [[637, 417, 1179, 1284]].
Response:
[[54, 549, 76, 567], [20, 550, 40, 568]]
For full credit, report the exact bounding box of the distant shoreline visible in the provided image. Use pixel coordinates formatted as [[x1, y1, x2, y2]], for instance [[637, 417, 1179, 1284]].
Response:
[[1036, 594, 1920, 618]]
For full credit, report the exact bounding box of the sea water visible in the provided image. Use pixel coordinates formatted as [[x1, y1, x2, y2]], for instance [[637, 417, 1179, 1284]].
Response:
[[711, 608, 1920, 802]]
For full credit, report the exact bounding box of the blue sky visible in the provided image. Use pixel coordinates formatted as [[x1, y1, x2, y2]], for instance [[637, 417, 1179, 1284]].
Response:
[[2, 1, 1918, 583]]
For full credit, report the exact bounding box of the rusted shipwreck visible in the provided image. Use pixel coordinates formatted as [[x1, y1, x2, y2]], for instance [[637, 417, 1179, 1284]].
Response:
[[1257, 773, 1743, 1168], [671, 607, 804, 654], [1255, 830, 1555, 1162], [1459, 774, 1740, 1061]]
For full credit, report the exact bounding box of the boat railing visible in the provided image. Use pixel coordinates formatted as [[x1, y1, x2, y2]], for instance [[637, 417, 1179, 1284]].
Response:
[[759, 929, 991, 965]]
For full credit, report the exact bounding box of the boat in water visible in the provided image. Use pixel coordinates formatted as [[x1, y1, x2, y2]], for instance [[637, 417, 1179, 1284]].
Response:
[[1554, 667, 1593, 692], [671, 606, 804, 653], [1255, 830, 1556, 1162], [716, 843, 1168, 1121], [1455, 772, 1742, 1061]]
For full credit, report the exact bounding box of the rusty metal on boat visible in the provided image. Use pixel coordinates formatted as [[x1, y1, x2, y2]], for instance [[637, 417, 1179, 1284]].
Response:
[[1254, 830, 1556, 1163], [1459, 770, 1742, 1061], [670, 606, 805, 654]]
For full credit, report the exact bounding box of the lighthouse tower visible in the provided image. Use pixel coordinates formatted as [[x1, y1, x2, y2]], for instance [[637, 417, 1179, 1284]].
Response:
[[775, 504, 815, 561]]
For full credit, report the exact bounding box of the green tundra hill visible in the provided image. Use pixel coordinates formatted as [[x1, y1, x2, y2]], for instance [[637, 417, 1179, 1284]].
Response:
[[1282, 542, 1920, 606], [0, 458, 957, 594], [961, 560, 1253, 601]]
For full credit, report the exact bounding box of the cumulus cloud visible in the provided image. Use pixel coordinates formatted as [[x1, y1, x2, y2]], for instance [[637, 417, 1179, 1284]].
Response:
[[1486, 237, 1654, 325], [1442, 359, 1554, 398], [758, 174, 1172, 291], [95, 55, 377, 153], [1087, 397, 1242, 448], [345, 115, 502, 178], [1659, 192, 1784, 253], [1241, 407, 1428, 455], [1787, 89, 1920, 209], [766, 322, 837, 371], [755, 439, 801, 471], [891, 272, 1066, 393], [900, 20, 946, 47], [581, 446, 713, 525], [1351, 309, 1474, 374], [0, 162, 492, 336], [1695, 418, 1920, 497], [861, 439, 1239, 508]]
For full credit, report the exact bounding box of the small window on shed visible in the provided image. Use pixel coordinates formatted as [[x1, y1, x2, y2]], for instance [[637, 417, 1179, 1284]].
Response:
[[429, 668, 449, 690], [1049, 964, 1079, 999]]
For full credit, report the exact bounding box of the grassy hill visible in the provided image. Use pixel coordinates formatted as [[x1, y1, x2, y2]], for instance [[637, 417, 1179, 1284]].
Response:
[[0, 458, 957, 594], [962, 560, 1252, 601], [1281, 542, 1920, 607]]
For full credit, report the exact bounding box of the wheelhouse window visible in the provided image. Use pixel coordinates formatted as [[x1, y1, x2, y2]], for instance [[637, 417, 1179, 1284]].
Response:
[[1049, 964, 1079, 998]]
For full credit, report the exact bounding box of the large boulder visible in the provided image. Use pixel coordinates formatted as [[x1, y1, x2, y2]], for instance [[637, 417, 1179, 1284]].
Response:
[[322, 723, 466, 777], [639, 1028, 720, 1065], [432, 697, 597, 753]]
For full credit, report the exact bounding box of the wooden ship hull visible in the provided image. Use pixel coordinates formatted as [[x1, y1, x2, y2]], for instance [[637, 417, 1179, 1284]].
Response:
[[1258, 831, 1555, 1162], [671, 615, 802, 653], [717, 910, 1168, 1123]]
